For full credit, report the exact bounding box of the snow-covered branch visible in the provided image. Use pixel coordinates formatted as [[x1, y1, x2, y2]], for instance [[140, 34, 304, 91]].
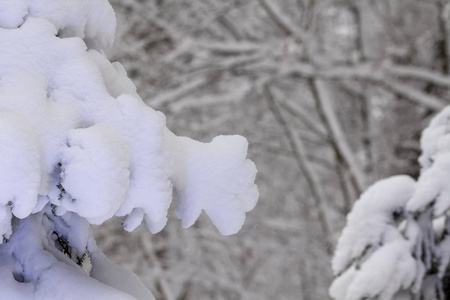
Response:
[[331, 105, 450, 299]]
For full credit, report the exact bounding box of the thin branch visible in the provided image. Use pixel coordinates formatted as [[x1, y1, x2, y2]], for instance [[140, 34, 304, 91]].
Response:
[[198, 42, 261, 56], [257, 0, 306, 41], [278, 100, 329, 139], [338, 81, 375, 176], [385, 64, 450, 88], [149, 78, 211, 108], [217, 15, 242, 41], [381, 79, 446, 111], [311, 79, 366, 195], [283, 63, 447, 111], [263, 84, 333, 255], [285, 62, 450, 90], [138, 234, 175, 300], [252, 141, 336, 170], [335, 158, 355, 215], [438, 1, 450, 75]]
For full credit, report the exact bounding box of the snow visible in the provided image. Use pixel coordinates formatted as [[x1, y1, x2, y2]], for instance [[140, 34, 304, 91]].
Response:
[[29, 0, 116, 51], [418, 106, 450, 169], [0, 0, 258, 240], [60, 124, 131, 224], [168, 134, 259, 235], [330, 240, 417, 300], [0, 209, 148, 300], [407, 153, 450, 216], [407, 107, 450, 216], [89, 247, 156, 300], [330, 176, 422, 300], [332, 175, 416, 276], [0, 0, 28, 29], [112, 94, 172, 234], [0, 0, 258, 299], [0, 110, 40, 219]]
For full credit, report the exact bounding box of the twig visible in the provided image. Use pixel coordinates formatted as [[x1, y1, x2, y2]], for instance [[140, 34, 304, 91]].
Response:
[[385, 64, 450, 88], [263, 83, 333, 255], [257, 0, 306, 41], [283, 63, 447, 111], [278, 100, 329, 140], [382, 79, 446, 111], [311, 79, 366, 195], [149, 78, 211, 108]]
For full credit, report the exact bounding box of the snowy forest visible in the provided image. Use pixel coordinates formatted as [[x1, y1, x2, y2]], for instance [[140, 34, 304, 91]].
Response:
[[0, 0, 450, 299], [92, 0, 450, 299]]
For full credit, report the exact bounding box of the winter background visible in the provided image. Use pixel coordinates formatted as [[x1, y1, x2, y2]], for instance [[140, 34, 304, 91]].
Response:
[[0, 0, 448, 299], [94, 1, 450, 299]]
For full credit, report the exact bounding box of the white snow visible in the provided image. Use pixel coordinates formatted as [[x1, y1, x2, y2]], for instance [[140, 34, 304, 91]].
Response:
[[60, 123, 131, 224], [0, 0, 258, 299], [330, 176, 423, 300], [407, 153, 450, 216], [331, 104, 450, 299], [418, 106, 450, 170], [168, 134, 259, 235], [332, 175, 416, 276], [0, 110, 40, 219], [330, 240, 417, 300], [406, 106, 450, 217], [112, 94, 173, 234]]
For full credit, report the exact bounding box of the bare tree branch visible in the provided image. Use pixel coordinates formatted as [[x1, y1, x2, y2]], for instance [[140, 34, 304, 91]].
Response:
[[149, 77, 211, 108], [278, 100, 329, 140], [311, 79, 366, 195], [257, 0, 306, 41], [381, 79, 446, 111], [197, 42, 262, 56], [385, 64, 450, 88], [263, 84, 333, 254], [283, 64, 447, 111]]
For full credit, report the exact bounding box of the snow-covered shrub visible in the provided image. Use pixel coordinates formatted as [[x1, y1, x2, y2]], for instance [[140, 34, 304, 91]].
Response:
[[330, 106, 450, 299], [0, 1, 258, 299]]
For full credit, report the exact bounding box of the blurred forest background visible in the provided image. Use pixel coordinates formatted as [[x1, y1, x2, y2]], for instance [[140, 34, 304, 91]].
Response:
[[93, 0, 450, 299]]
